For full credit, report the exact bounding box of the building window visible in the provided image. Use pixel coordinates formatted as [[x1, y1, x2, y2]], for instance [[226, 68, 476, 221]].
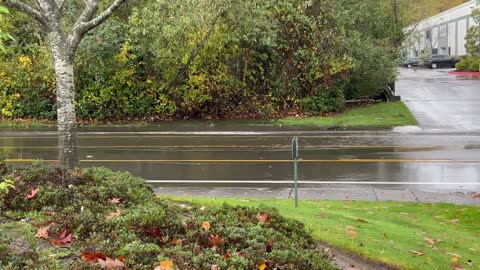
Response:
[[426, 29, 432, 40], [432, 48, 438, 55]]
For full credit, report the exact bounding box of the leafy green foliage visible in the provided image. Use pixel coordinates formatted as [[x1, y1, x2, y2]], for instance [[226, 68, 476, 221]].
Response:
[[2, 0, 401, 121], [300, 87, 345, 115], [0, 164, 336, 269], [456, 55, 480, 72]]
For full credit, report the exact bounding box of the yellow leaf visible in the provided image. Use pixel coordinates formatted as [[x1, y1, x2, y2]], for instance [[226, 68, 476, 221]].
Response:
[[259, 262, 266, 270], [451, 256, 458, 262]]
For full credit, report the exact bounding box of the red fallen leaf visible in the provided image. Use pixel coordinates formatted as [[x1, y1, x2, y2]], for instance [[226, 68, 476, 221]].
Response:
[[80, 252, 107, 263], [409, 250, 425, 256], [96, 257, 125, 269], [209, 234, 222, 247], [34, 224, 52, 239], [117, 255, 128, 262], [106, 209, 121, 220], [224, 252, 232, 260], [145, 228, 163, 238], [110, 198, 121, 204], [450, 263, 465, 270], [320, 213, 329, 218], [472, 193, 480, 198], [26, 188, 39, 199], [256, 212, 269, 222], [50, 229, 74, 245], [171, 238, 181, 245]]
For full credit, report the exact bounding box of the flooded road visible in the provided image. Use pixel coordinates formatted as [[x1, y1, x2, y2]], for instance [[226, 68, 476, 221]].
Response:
[[1, 130, 480, 190]]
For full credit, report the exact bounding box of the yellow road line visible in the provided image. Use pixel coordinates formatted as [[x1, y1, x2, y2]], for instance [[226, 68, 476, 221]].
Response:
[[0, 145, 451, 150], [4, 159, 480, 164]]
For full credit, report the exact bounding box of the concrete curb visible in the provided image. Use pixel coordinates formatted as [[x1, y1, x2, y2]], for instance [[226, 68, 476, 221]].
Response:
[[448, 71, 480, 76], [155, 187, 480, 206]]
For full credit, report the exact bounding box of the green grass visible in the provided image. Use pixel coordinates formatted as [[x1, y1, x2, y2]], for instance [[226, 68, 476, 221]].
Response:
[[276, 101, 417, 127], [0, 101, 417, 129], [168, 197, 480, 270]]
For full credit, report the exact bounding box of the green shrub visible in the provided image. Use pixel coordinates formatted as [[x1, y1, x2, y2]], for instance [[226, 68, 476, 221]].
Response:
[[300, 87, 346, 115], [0, 163, 336, 269], [456, 56, 480, 72]]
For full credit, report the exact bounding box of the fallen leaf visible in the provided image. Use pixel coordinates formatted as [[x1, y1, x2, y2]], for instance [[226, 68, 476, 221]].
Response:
[[447, 219, 459, 224], [409, 250, 425, 256], [106, 209, 121, 220], [118, 255, 127, 262], [259, 262, 267, 270], [43, 210, 55, 216], [26, 188, 39, 199], [34, 224, 52, 239], [256, 212, 269, 222], [171, 238, 181, 245], [209, 234, 222, 247], [450, 263, 465, 270], [210, 265, 219, 270], [50, 229, 74, 245], [96, 257, 125, 269], [424, 238, 435, 245], [347, 230, 359, 238], [181, 221, 189, 230], [320, 213, 329, 218], [356, 218, 368, 223], [145, 228, 163, 238], [80, 252, 107, 263], [155, 260, 174, 270], [110, 198, 121, 204], [472, 193, 480, 199], [452, 256, 459, 262], [447, 252, 462, 258], [202, 221, 210, 230], [345, 225, 355, 231]]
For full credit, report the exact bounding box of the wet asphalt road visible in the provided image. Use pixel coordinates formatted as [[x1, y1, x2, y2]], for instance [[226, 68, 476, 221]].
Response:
[[1, 130, 480, 190], [1, 68, 479, 191], [397, 68, 480, 132]]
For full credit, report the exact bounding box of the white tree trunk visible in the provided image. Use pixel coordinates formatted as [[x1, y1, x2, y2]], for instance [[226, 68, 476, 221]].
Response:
[[50, 30, 78, 169], [54, 58, 78, 169]]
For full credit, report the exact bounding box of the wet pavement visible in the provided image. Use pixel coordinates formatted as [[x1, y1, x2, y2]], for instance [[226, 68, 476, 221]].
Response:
[[397, 68, 480, 132], [1, 130, 480, 191]]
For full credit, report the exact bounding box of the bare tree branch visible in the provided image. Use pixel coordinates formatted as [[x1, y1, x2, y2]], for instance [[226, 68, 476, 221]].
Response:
[[81, 0, 127, 33], [67, 0, 126, 57], [5, 0, 47, 27]]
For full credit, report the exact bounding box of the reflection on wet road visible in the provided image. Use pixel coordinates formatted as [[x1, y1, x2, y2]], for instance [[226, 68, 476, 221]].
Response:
[[1, 131, 480, 190]]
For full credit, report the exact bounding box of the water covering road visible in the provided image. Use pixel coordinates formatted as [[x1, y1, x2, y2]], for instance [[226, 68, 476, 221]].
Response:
[[1, 130, 480, 190]]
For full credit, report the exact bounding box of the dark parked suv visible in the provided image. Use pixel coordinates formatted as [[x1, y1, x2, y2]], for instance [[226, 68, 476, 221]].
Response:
[[424, 55, 460, 69]]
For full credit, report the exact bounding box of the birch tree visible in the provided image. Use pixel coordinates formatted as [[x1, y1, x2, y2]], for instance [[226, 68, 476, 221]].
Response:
[[4, 0, 128, 168]]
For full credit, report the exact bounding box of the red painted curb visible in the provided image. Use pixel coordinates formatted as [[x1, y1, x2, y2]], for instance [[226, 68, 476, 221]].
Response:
[[449, 71, 480, 76]]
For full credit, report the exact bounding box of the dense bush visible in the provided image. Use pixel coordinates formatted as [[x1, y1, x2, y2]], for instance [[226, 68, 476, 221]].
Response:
[[456, 56, 480, 72], [300, 87, 345, 115], [0, 0, 401, 121], [0, 163, 336, 269]]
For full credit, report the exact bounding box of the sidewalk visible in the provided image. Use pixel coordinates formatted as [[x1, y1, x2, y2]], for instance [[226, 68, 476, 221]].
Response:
[[155, 187, 480, 205]]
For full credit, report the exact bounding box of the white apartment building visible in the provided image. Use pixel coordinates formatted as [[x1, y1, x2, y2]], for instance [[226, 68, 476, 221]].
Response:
[[405, 0, 479, 58]]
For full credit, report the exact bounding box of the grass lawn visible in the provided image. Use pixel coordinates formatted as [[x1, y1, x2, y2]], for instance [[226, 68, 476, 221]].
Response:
[[169, 197, 480, 270], [275, 101, 417, 127], [0, 101, 417, 129]]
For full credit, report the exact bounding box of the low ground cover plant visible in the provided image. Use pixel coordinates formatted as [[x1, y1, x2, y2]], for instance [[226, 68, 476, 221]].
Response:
[[0, 162, 335, 270]]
